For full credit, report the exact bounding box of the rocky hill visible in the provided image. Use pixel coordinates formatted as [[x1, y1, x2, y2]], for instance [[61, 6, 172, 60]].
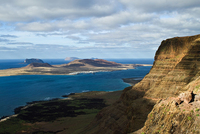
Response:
[[24, 58, 44, 64], [82, 34, 200, 134], [25, 63, 52, 68], [65, 59, 122, 67]]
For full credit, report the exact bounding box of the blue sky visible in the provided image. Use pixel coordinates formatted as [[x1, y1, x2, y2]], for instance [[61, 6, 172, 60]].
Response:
[[0, 0, 200, 59]]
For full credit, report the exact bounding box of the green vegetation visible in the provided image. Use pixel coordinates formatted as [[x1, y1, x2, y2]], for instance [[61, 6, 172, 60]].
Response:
[[188, 116, 192, 120], [196, 114, 199, 116], [0, 118, 32, 134], [196, 108, 199, 112], [191, 110, 194, 113], [141, 132, 145, 134], [0, 98, 107, 133], [195, 85, 200, 89], [183, 109, 185, 111], [195, 85, 200, 92]]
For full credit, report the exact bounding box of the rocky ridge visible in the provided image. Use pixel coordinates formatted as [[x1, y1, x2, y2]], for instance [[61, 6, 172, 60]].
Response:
[[82, 34, 200, 134]]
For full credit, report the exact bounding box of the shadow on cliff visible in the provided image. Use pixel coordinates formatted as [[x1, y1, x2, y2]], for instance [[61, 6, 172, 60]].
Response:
[[80, 86, 155, 134]]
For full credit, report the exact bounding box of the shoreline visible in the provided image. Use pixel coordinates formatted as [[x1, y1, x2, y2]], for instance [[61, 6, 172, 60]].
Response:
[[0, 90, 123, 122], [0, 78, 141, 133], [0, 77, 143, 122], [0, 90, 124, 133], [0, 64, 152, 77], [122, 77, 143, 86]]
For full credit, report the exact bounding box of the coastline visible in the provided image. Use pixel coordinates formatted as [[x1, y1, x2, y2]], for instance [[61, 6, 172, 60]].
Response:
[[0, 64, 152, 77], [0, 77, 143, 122], [0, 76, 143, 133], [0, 90, 124, 133], [122, 77, 143, 86]]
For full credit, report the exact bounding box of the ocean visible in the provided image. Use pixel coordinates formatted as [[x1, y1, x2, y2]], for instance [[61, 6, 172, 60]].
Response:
[[0, 59, 153, 118]]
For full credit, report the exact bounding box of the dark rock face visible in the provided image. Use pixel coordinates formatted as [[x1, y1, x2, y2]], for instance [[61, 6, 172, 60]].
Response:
[[24, 58, 44, 64]]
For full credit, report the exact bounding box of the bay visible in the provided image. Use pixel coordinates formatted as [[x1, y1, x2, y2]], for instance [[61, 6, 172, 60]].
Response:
[[0, 59, 153, 118]]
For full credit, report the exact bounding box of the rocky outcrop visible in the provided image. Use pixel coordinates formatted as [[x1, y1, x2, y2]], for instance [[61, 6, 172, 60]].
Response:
[[24, 58, 44, 64], [141, 92, 200, 134], [83, 34, 200, 134]]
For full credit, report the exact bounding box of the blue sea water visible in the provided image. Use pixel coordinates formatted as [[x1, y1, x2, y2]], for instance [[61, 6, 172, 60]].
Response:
[[0, 59, 153, 118]]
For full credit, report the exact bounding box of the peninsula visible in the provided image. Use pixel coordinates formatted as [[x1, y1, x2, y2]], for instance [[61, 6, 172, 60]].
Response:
[[0, 59, 151, 76]]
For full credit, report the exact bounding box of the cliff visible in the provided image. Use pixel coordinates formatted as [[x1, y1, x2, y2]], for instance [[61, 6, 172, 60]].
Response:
[[83, 34, 200, 134], [24, 58, 44, 64], [129, 34, 200, 99]]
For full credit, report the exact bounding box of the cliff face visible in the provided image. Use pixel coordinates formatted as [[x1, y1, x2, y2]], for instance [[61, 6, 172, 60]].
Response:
[[125, 34, 200, 100], [84, 34, 200, 134]]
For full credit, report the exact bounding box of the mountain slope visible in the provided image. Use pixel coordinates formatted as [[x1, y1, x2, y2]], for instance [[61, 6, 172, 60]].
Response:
[[83, 34, 200, 134]]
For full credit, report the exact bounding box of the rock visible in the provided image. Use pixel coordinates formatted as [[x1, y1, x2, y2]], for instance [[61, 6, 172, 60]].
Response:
[[194, 94, 200, 101], [178, 91, 193, 104], [24, 58, 44, 64], [175, 97, 182, 105]]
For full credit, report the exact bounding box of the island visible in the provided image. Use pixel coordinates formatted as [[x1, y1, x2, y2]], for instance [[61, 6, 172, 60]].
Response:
[[0, 59, 152, 76], [64, 57, 79, 61], [24, 58, 44, 64]]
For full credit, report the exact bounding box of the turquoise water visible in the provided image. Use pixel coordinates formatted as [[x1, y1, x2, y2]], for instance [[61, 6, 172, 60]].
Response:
[[0, 59, 153, 118]]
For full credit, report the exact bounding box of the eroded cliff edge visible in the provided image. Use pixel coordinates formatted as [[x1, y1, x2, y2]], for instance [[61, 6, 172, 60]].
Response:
[[82, 34, 200, 134]]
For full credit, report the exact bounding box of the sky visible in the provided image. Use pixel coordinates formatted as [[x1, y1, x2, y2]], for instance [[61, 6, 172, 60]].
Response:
[[0, 0, 200, 59]]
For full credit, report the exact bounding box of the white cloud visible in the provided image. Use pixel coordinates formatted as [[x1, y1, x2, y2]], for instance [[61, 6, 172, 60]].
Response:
[[119, 0, 200, 12], [0, 0, 121, 22], [0, 0, 200, 59]]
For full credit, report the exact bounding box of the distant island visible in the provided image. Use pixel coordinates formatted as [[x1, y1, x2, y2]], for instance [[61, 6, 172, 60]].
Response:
[[64, 57, 79, 61], [24, 58, 44, 64], [0, 59, 151, 76]]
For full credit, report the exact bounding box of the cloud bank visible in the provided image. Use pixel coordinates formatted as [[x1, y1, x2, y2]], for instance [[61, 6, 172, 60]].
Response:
[[0, 0, 199, 59]]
